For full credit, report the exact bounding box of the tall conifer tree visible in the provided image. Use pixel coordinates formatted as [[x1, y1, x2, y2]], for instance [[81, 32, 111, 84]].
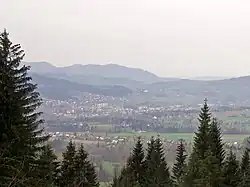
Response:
[[0, 30, 49, 186], [59, 140, 77, 187], [155, 136, 171, 186], [207, 117, 225, 186], [74, 144, 99, 187], [145, 136, 171, 187], [73, 144, 88, 186], [145, 136, 155, 162], [172, 139, 187, 187], [36, 145, 59, 187], [192, 99, 211, 159], [209, 118, 225, 166], [238, 148, 250, 187], [144, 136, 156, 187], [223, 148, 240, 187], [240, 148, 250, 175], [195, 152, 223, 187], [185, 99, 211, 187], [123, 137, 146, 186]]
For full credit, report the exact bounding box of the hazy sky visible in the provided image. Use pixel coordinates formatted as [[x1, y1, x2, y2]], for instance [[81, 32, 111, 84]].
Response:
[[1, 0, 250, 77]]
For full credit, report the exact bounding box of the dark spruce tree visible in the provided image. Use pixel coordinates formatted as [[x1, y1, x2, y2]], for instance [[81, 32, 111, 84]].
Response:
[[83, 158, 99, 187], [59, 140, 77, 187], [207, 117, 225, 186], [73, 143, 88, 186], [185, 99, 211, 187], [223, 148, 240, 187], [122, 137, 146, 187], [192, 99, 211, 159], [196, 153, 223, 187], [145, 136, 171, 187], [238, 148, 250, 187], [172, 139, 187, 187], [36, 145, 59, 187], [145, 136, 155, 162], [154, 136, 171, 186], [0, 30, 49, 186], [73, 144, 99, 187], [144, 136, 156, 186], [209, 118, 225, 166], [240, 148, 250, 175], [118, 137, 146, 187]]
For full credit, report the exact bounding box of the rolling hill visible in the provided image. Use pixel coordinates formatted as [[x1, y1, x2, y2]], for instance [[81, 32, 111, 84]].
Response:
[[25, 62, 166, 83], [25, 61, 250, 105], [31, 73, 132, 100]]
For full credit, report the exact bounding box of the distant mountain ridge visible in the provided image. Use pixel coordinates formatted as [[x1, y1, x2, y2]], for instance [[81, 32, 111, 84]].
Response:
[[24, 61, 250, 105], [24, 61, 235, 82], [25, 61, 165, 83], [188, 76, 232, 81]]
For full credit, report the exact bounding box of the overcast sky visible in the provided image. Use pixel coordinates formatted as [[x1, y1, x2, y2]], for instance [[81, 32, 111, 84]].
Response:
[[1, 0, 250, 77]]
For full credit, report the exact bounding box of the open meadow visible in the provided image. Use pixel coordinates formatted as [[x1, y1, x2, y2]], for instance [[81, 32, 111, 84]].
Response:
[[106, 132, 249, 143]]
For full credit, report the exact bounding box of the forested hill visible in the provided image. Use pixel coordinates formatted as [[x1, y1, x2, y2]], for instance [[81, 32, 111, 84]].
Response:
[[25, 61, 167, 83], [31, 73, 132, 99], [25, 62, 250, 105]]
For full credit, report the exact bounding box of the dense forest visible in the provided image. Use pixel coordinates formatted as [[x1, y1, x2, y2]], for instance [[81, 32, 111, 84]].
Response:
[[1, 30, 250, 187]]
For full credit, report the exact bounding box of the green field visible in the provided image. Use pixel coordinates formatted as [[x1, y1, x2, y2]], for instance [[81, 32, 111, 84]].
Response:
[[100, 182, 111, 187], [107, 132, 249, 142], [102, 161, 115, 176], [94, 124, 112, 131]]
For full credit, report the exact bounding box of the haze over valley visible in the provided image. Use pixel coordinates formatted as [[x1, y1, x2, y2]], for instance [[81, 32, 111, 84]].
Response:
[[2, 1, 250, 186], [26, 61, 250, 185], [27, 61, 250, 106]]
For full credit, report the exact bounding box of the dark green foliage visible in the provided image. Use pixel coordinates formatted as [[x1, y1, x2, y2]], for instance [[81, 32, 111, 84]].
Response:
[[238, 148, 250, 187], [1, 39, 248, 187], [194, 152, 223, 187], [192, 99, 211, 160], [73, 144, 88, 186], [117, 137, 146, 187], [0, 30, 49, 186], [240, 148, 250, 175], [223, 148, 240, 187], [172, 139, 187, 187], [74, 144, 99, 187], [36, 145, 59, 187], [186, 99, 225, 187], [154, 136, 171, 184], [58, 141, 99, 187], [58, 140, 77, 187], [126, 137, 146, 186], [186, 100, 211, 186], [209, 118, 225, 166], [116, 136, 172, 187], [145, 136, 155, 162], [114, 100, 250, 187], [145, 136, 171, 187], [144, 136, 156, 186], [207, 117, 225, 186]]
